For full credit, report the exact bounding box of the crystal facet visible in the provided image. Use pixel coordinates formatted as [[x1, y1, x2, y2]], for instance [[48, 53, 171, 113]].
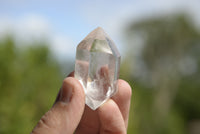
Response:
[[75, 27, 121, 110]]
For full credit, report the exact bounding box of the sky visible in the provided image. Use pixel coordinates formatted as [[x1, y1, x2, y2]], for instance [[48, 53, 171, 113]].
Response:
[[0, 0, 200, 61]]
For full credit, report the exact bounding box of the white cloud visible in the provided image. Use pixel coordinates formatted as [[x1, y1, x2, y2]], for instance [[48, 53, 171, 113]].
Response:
[[0, 14, 51, 41], [0, 17, 14, 39], [0, 14, 76, 59], [50, 34, 76, 60], [16, 15, 51, 39]]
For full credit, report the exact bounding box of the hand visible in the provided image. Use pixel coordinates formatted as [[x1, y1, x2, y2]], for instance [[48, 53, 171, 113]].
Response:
[[31, 72, 132, 134]]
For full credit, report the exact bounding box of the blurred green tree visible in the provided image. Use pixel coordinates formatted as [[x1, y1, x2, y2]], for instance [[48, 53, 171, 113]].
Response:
[[0, 36, 64, 134], [122, 14, 200, 134]]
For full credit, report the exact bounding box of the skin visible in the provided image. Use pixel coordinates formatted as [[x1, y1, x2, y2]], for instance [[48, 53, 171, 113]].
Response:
[[31, 72, 132, 134]]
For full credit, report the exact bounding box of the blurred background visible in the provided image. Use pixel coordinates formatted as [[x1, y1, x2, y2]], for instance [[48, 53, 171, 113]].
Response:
[[0, 0, 200, 134]]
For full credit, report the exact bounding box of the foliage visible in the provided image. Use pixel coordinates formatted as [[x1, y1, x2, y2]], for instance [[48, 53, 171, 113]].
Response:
[[122, 14, 200, 134], [0, 37, 63, 134]]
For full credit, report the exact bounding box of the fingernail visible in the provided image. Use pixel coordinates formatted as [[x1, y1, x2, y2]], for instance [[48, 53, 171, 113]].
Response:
[[60, 84, 73, 103], [67, 71, 75, 77]]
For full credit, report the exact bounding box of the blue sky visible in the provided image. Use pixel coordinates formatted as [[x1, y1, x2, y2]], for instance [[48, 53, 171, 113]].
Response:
[[0, 0, 200, 61]]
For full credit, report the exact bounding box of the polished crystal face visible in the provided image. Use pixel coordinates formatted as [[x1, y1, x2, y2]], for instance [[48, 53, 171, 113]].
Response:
[[75, 27, 120, 110]]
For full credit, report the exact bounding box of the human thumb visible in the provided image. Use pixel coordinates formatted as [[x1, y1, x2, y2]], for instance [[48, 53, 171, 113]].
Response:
[[31, 77, 85, 134]]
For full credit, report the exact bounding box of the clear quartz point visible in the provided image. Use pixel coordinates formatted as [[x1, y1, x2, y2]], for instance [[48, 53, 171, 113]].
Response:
[[75, 27, 121, 110]]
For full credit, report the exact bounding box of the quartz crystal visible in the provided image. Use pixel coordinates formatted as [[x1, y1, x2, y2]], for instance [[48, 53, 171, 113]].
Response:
[[75, 27, 121, 110]]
